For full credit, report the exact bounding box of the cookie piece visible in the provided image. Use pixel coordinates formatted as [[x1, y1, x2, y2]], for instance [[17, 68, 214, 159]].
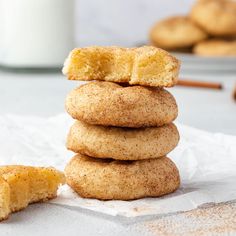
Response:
[[150, 16, 207, 50], [65, 154, 180, 200], [66, 81, 178, 127], [190, 0, 236, 36], [193, 39, 236, 56], [0, 166, 65, 221], [0, 177, 10, 221], [62, 46, 180, 87], [67, 121, 179, 160]]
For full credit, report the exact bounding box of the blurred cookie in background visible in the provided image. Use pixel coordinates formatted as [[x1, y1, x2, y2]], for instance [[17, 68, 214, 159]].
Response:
[[190, 0, 236, 37], [193, 39, 236, 56], [149, 16, 208, 51]]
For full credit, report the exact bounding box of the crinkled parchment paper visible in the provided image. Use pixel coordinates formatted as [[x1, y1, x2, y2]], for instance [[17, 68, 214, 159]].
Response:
[[1, 114, 236, 217]]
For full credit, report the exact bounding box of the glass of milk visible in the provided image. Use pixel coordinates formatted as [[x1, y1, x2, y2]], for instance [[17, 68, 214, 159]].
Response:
[[0, 0, 75, 68]]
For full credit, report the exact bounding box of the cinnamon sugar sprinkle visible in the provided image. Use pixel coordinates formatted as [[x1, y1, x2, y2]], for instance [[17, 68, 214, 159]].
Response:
[[141, 201, 236, 236]]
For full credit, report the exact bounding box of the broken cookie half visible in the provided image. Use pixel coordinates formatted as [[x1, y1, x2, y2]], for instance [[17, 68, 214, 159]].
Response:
[[0, 165, 65, 221], [63, 46, 180, 87]]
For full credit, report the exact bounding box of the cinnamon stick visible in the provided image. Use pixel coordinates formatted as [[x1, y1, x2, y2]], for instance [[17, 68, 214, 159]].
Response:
[[233, 85, 236, 101], [177, 79, 223, 90]]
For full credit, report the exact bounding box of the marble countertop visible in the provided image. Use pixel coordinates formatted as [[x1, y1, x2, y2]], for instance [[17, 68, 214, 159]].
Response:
[[1, 69, 236, 236]]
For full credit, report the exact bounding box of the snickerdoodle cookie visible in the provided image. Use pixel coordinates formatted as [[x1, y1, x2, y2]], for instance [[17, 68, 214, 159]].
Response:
[[150, 16, 207, 50], [0, 166, 65, 221], [193, 39, 236, 56], [65, 154, 180, 200], [62, 46, 180, 87], [190, 0, 236, 36], [65, 81, 178, 128], [67, 121, 179, 160]]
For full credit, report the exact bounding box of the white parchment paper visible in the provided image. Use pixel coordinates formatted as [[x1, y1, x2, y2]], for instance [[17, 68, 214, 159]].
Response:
[[1, 114, 236, 217]]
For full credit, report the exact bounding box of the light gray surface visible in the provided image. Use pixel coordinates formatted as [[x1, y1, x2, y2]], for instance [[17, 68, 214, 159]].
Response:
[[0, 70, 236, 235], [1, 204, 145, 236]]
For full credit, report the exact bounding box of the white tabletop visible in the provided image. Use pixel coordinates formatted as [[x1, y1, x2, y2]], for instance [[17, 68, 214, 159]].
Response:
[[1, 69, 236, 235]]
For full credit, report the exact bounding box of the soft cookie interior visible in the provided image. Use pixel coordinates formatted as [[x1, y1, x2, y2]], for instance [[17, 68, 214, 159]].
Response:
[[63, 46, 180, 87], [0, 177, 10, 221], [0, 166, 65, 221]]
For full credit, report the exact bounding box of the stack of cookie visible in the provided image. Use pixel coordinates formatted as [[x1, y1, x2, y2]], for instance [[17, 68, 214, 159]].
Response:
[[63, 46, 181, 200]]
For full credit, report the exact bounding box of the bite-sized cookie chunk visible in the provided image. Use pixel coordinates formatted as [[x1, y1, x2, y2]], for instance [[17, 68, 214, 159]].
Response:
[[190, 0, 236, 36], [63, 46, 180, 87], [0, 166, 65, 221], [150, 16, 207, 50], [66, 81, 178, 127], [65, 154, 180, 200], [67, 121, 180, 160], [193, 39, 236, 56]]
